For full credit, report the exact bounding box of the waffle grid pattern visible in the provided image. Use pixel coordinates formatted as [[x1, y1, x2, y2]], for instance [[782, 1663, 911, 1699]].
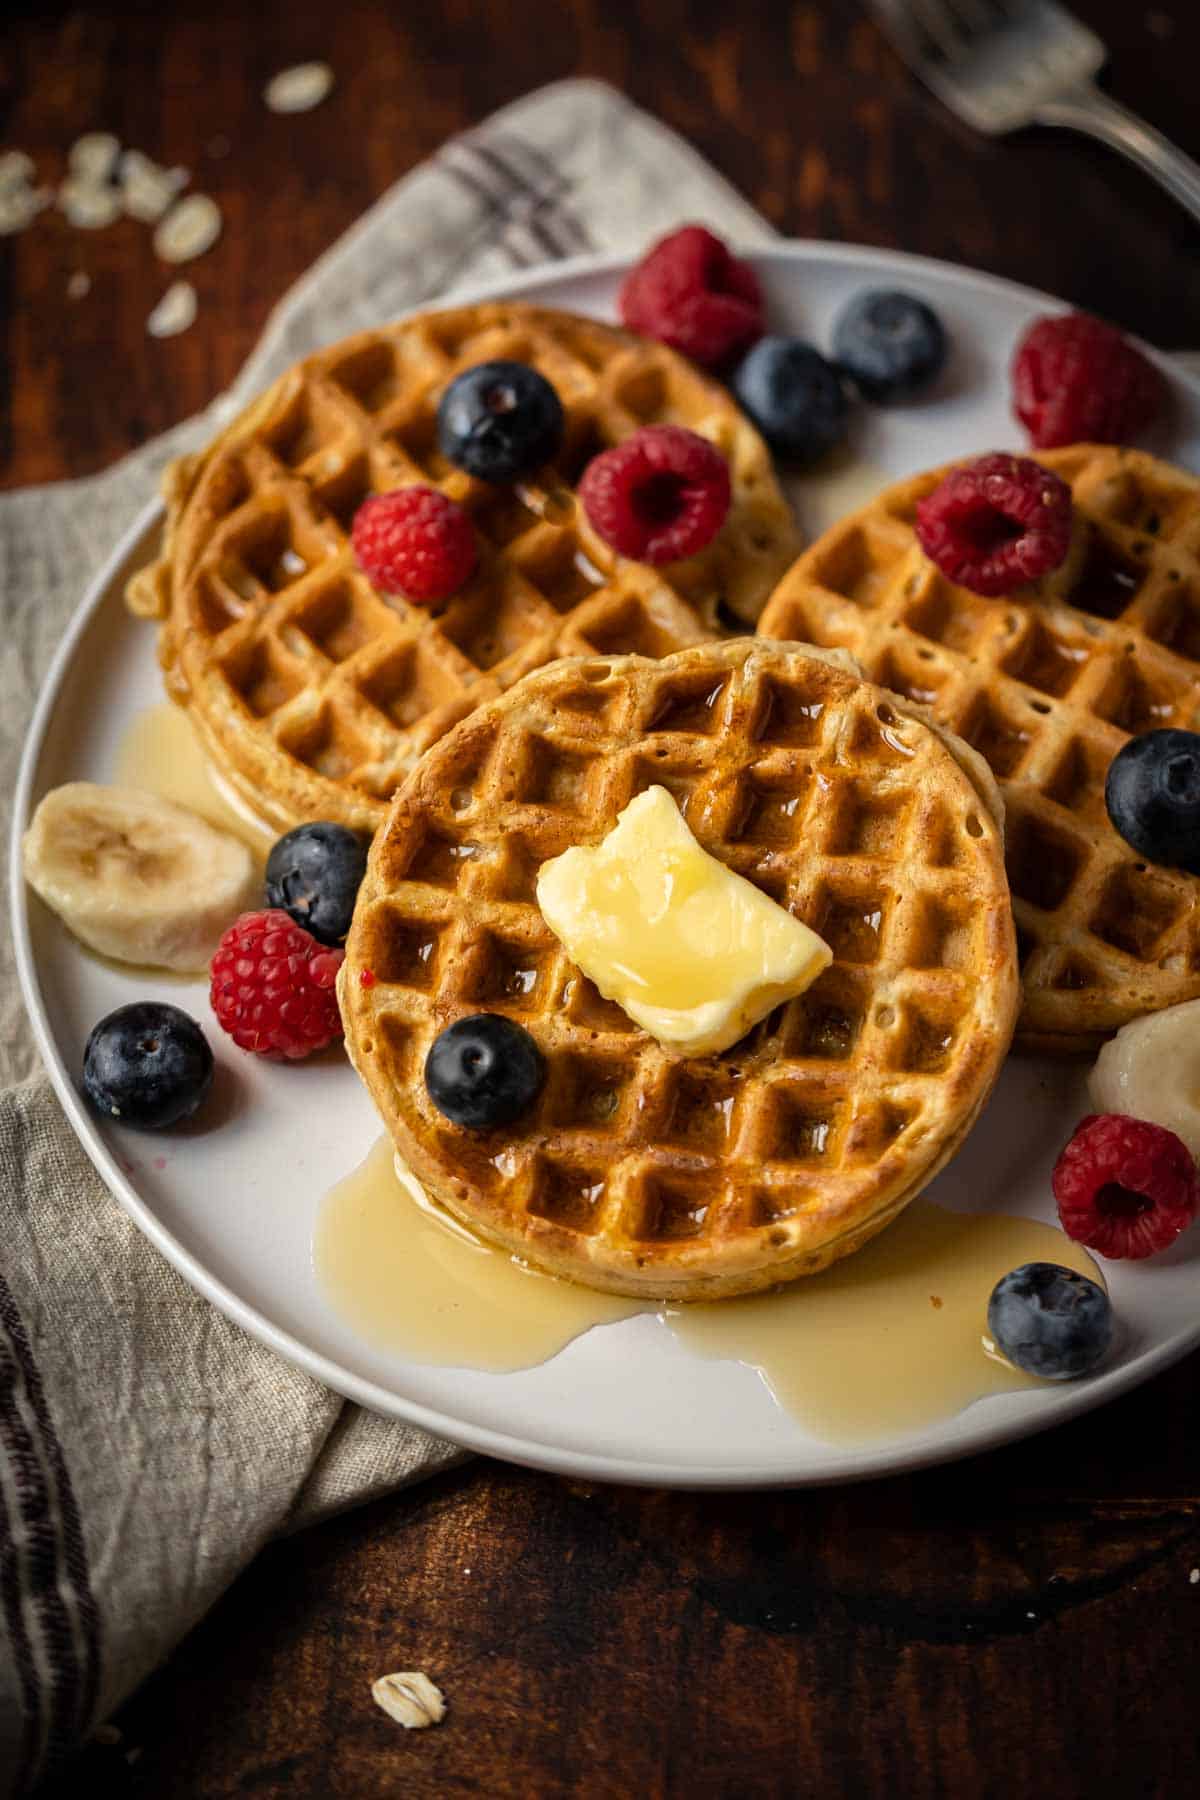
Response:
[[342, 642, 1016, 1298], [133, 305, 800, 832], [759, 446, 1200, 1047]]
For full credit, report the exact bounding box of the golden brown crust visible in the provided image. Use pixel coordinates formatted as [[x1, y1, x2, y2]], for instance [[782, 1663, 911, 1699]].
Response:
[[340, 640, 1019, 1299], [758, 445, 1200, 1052], [125, 304, 801, 833]]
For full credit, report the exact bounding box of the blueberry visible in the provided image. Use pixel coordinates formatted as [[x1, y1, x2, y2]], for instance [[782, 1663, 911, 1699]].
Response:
[[730, 338, 848, 462], [832, 289, 948, 403], [437, 361, 565, 483], [1105, 729, 1200, 875], [266, 822, 368, 944], [987, 1262, 1113, 1381], [425, 1014, 545, 1129], [82, 1002, 214, 1131]]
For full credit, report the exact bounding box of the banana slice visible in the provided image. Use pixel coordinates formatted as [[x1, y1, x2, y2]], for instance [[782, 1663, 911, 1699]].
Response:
[[23, 782, 259, 973], [1089, 999, 1200, 1160]]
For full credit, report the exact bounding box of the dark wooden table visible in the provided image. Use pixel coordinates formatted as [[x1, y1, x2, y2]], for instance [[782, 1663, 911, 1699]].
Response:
[[8, 1, 1200, 1793]]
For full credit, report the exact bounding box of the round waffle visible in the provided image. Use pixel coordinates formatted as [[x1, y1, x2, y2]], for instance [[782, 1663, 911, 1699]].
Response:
[[758, 445, 1200, 1053], [340, 640, 1018, 1300], [126, 304, 800, 835]]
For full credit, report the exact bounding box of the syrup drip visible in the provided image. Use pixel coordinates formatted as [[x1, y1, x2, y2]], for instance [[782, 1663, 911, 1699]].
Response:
[[114, 702, 276, 856], [315, 1138, 1104, 1442], [315, 1138, 646, 1368]]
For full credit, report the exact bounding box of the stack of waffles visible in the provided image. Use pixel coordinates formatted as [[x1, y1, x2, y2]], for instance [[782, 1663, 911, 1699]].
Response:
[[338, 641, 1018, 1297]]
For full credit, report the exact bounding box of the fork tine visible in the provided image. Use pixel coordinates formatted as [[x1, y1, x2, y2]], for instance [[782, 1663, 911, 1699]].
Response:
[[904, 0, 974, 62], [871, 0, 1111, 138], [869, 0, 930, 62], [963, 0, 1035, 24], [889, 0, 1026, 64], [944, 0, 1002, 32]]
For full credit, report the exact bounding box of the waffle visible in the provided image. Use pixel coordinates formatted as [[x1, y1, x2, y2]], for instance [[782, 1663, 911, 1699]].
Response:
[[339, 640, 1018, 1300], [125, 304, 800, 835], [759, 445, 1200, 1053]]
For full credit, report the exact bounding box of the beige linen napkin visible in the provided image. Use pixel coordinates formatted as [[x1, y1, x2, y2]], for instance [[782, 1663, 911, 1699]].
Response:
[[0, 80, 774, 1794]]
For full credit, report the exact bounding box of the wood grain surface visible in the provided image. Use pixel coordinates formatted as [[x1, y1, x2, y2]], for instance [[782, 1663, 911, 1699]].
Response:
[[7, 0, 1200, 1795]]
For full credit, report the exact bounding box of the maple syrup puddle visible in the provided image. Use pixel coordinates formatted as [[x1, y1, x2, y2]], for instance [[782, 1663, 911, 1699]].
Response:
[[114, 702, 276, 857], [315, 1137, 646, 1369], [670, 1207, 1102, 1440], [316, 1138, 1104, 1442]]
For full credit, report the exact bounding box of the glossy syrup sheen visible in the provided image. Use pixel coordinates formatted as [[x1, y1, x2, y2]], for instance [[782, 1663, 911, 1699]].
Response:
[[315, 1138, 1104, 1443], [669, 1206, 1102, 1440], [315, 1137, 646, 1368], [115, 702, 276, 856]]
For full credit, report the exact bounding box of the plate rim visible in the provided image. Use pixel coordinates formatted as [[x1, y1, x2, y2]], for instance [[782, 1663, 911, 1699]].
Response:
[[12, 239, 1200, 1489]]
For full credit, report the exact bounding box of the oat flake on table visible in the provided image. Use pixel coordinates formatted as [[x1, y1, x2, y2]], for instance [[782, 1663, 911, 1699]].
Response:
[[68, 131, 121, 183], [264, 62, 335, 113], [57, 175, 123, 230], [371, 1671, 446, 1729], [120, 149, 189, 224], [154, 193, 222, 263], [0, 150, 37, 192], [0, 150, 51, 236], [147, 281, 198, 338], [0, 184, 51, 236]]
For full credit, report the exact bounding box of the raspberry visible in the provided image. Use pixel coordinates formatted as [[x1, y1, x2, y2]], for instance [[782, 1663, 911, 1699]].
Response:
[[210, 909, 344, 1060], [914, 452, 1073, 597], [618, 225, 765, 369], [579, 425, 731, 565], [1012, 311, 1165, 450], [351, 487, 476, 603], [1052, 1112, 1199, 1261]]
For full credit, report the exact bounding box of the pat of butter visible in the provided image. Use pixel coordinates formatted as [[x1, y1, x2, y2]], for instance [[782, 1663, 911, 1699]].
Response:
[[536, 785, 832, 1056]]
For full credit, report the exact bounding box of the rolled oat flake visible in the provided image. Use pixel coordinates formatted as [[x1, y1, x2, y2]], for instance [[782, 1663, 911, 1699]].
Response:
[[68, 132, 121, 182], [0, 183, 50, 237], [264, 63, 335, 113], [370, 1671, 445, 1729], [147, 281, 197, 338], [120, 149, 189, 224], [154, 194, 221, 263], [0, 151, 36, 193], [58, 177, 122, 230]]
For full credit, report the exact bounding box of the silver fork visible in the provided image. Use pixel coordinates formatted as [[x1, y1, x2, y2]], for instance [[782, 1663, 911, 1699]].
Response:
[[870, 0, 1200, 226]]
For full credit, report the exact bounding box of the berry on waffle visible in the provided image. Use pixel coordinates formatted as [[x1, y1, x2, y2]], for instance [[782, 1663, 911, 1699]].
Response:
[[126, 304, 800, 835], [758, 445, 1200, 1051]]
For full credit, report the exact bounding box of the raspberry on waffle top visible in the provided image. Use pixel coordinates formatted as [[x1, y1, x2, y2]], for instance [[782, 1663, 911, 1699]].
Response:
[[126, 304, 800, 834], [339, 640, 1018, 1301], [758, 445, 1200, 1052]]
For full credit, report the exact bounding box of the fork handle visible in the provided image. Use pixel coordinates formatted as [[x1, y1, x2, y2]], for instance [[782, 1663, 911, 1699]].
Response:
[[1033, 82, 1200, 229]]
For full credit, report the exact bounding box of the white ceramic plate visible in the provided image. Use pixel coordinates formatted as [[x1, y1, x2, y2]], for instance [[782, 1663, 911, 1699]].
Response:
[[13, 244, 1200, 1489]]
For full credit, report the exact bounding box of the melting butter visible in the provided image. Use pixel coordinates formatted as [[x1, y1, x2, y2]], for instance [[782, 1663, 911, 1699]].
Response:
[[315, 1139, 1105, 1441], [536, 785, 831, 1055]]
